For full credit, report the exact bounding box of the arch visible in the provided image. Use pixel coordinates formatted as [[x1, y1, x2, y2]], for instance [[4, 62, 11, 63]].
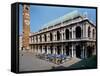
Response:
[[57, 31, 61, 41], [88, 26, 91, 38], [76, 45, 81, 58], [44, 46, 47, 54], [65, 29, 69, 39], [36, 36, 38, 42], [50, 46, 53, 54], [65, 45, 69, 56], [76, 26, 81, 38], [40, 46, 42, 53], [50, 32, 53, 41], [44, 34, 47, 42], [57, 46, 61, 55], [87, 46, 92, 58], [40, 35, 42, 42]]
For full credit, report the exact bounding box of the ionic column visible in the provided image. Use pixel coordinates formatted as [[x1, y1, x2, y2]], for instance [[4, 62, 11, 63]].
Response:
[[42, 35, 44, 42], [61, 31, 63, 41], [53, 32, 55, 41]]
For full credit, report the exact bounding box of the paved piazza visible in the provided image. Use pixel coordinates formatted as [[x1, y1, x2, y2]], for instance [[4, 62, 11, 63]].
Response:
[[19, 50, 81, 71]]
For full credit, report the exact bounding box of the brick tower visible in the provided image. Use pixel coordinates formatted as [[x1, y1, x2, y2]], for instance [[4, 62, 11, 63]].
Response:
[[22, 5, 30, 50]]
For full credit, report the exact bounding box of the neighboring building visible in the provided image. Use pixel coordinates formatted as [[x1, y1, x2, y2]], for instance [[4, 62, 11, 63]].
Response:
[[28, 11, 96, 59]]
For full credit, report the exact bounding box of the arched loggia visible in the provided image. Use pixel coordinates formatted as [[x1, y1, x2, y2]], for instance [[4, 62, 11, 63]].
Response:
[[76, 26, 81, 38], [44, 34, 47, 42], [65, 29, 69, 39], [57, 31, 61, 41], [50, 32, 53, 41], [88, 26, 91, 38]]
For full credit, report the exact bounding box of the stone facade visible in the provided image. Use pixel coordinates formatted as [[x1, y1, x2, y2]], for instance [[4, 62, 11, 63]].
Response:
[[20, 9, 96, 59], [28, 11, 96, 59]]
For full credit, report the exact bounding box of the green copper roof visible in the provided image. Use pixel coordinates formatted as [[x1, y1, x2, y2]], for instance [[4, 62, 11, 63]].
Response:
[[41, 10, 81, 30]]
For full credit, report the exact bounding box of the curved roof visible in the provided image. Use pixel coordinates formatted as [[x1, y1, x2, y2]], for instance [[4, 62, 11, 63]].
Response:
[[40, 10, 81, 30]]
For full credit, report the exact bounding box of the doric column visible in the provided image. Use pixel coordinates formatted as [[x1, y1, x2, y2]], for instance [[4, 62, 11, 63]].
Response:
[[35, 46, 38, 54], [42, 45, 44, 54], [84, 45, 87, 58], [82, 45, 85, 58], [53, 45, 56, 54], [71, 44, 74, 57], [73, 44, 76, 57], [54, 46, 57, 54], [47, 45, 49, 54], [61, 44, 64, 54], [39, 46, 41, 54]]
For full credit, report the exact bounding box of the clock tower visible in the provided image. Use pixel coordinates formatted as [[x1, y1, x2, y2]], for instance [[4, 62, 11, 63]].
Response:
[[22, 5, 30, 50]]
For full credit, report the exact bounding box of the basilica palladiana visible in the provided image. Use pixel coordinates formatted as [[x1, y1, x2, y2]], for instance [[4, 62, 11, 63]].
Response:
[[29, 11, 96, 59], [20, 5, 96, 62]]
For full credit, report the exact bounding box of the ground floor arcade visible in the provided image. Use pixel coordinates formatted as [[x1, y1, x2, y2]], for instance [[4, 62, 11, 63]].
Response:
[[30, 42, 96, 59]]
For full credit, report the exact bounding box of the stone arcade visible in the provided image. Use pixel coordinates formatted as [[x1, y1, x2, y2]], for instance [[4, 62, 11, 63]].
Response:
[[20, 5, 96, 61], [29, 11, 96, 59]]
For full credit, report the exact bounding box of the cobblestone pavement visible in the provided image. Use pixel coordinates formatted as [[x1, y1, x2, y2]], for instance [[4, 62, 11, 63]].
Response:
[[19, 51, 81, 71]]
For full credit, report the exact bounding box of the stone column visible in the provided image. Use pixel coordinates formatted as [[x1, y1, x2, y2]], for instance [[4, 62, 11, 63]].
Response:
[[55, 32, 57, 41], [38, 35, 40, 43], [38, 46, 40, 54], [36, 46, 38, 54], [71, 44, 74, 57], [55, 46, 57, 55], [61, 32, 63, 41], [72, 27, 74, 39], [47, 46, 49, 54], [53, 32, 55, 41], [73, 44, 76, 57], [34, 36, 36, 43], [61, 44, 64, 55], [53, 45, 55, 54], [47, 33, 49, 42], [84, 45, 87, 58], [42, 35, 44, 42], [82, 45, 85, 58], [42, 45, 44, 54]]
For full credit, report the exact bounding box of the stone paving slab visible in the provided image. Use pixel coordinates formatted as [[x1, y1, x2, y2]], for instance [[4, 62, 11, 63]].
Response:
[[19, 51, 81, 71]]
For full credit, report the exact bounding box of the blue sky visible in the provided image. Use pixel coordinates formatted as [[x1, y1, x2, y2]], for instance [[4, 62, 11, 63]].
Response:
[[19, 4, 96, 34]]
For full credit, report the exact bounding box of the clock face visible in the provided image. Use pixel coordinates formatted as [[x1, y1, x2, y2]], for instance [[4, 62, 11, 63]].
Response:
[[24, 20, 30, 25]]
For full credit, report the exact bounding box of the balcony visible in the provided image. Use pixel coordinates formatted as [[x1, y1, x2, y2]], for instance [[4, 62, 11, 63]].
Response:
[[29, 37, 96, 45]]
